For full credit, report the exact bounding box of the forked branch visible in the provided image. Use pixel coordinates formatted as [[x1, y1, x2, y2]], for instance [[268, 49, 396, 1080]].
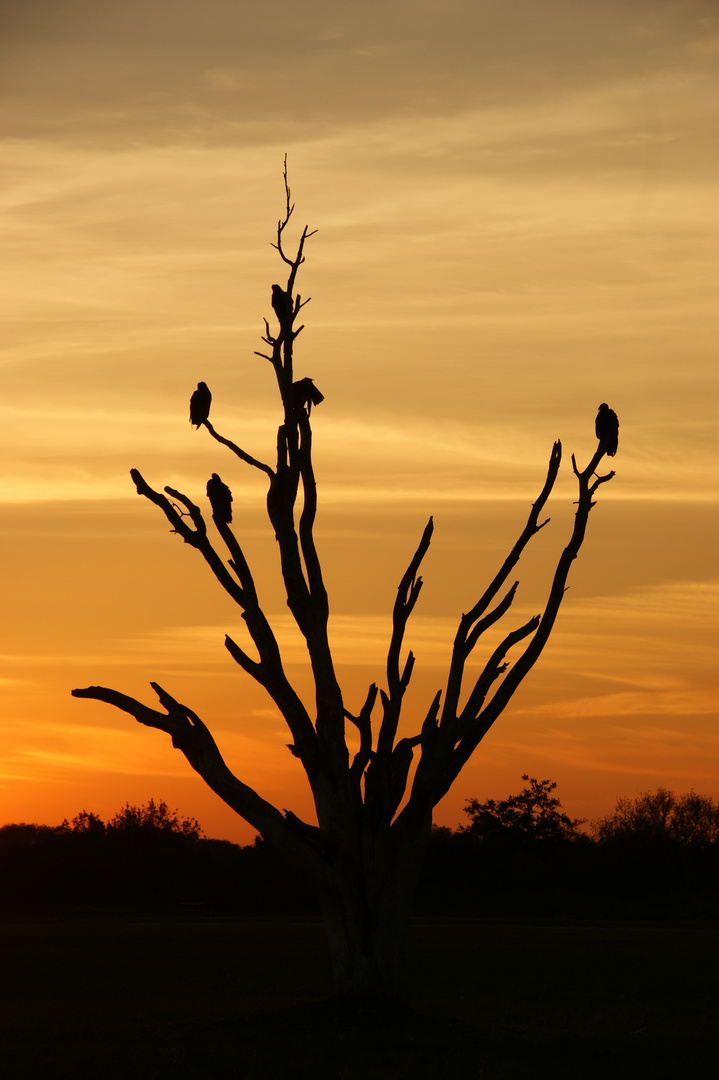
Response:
[[400, 435, 616, 821], [130, 468, 245, 606], [377, 517, 434, 760], [129, 463, 321, 776], [71, 683, 295, 841], [273, 154, 318, 279], [441, 441, 561, 728]]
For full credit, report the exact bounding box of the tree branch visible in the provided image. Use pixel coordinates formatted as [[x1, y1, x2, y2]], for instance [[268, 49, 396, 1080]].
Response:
[[469, 440, 561, 621], [456, 614, 540, 736], [441, 442, 560, 729], [403, 436, 615, 820], [130, 469, 246, 606], [131, 465, 324, 781], [272, 155, 318, 278], [346, 683, 378, 788], [297, 410, 325, 605], [203, 420, 274, 478], [71, 683, 300, 846], [376, 517, 434, 761]]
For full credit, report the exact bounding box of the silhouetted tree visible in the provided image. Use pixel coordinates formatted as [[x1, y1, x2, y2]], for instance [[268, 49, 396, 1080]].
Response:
[[594, 788, 719, 846], [73, 161, 618, 1003], [591, 788, 719, 915], [0, 802, 234, 907], [461, 775, 585, 845], [418, 781, 592, 919], [671, 792, 719, 846], [107, 798, 203, 838], [58, 810, 106, 834]]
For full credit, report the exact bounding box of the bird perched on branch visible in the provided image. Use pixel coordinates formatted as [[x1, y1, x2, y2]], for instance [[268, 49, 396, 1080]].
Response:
[[293, 377, 324, 416], [271, 284, 289, 323], [189, 382, 212, 428], [595, 403, 619, 456], [206, 473, 232, 524]]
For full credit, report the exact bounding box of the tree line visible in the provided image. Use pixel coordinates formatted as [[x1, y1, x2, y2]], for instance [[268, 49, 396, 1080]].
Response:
[[0, 799, 313, 913], [420, 777, 719, 922], [2, 782, 718, 919]]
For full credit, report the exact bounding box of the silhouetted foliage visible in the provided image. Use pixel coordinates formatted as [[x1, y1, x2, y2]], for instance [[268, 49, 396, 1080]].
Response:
[[3, 785, 719, 920], [417, 781, 719, 921], [105, 798, 203, 838], [594, 788, 719, 846], [585, 787, 719, 918], [0, 800, 319, 913], [460, 775, 585, 846], [418, 778, 590, 919], [61, 809, 106, 834]]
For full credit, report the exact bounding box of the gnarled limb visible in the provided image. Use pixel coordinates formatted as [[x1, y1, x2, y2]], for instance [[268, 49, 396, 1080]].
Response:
[[131, 468, 245, 606], [70, 683, 318, 858], [130, 468, 322, 780], [223, 633, 320, 777]]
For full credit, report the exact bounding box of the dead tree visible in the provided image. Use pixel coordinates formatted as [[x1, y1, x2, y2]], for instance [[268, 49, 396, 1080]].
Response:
[[73, 163, 617, 1004]]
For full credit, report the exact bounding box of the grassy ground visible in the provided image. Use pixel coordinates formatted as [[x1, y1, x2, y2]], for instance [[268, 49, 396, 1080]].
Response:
[[2, 913, 717, 1079]]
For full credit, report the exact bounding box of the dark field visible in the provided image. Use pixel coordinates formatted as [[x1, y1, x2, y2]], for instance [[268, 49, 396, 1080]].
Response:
[[2, 914, 717, 1079]]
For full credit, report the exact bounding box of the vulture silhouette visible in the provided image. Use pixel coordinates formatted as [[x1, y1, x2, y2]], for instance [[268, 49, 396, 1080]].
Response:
[[293, 377, 324, 415], [595, 403, 619, 457], [271, 284, 288, 322], [189, 382, 212, 428], [206, 473, 232, 524]]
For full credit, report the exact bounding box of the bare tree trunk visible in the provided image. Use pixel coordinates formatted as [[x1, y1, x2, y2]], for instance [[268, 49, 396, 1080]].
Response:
[[316, 819, 431, 1004]]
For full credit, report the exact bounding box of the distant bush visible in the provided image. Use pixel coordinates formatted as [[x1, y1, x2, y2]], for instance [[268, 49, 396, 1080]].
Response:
[[416, 781, 719, 921], [593, 788, 719, 846], [417, 777, 589, 918], [0, 800, 318, 913], [460, 775, 586, 846], [105, 799, 204, 838], [585, 787, 719, 918]]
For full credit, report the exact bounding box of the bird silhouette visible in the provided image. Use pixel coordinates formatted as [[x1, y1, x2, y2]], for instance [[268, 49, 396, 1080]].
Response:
[[271, 284, 289, 323], [293, 377, 324, 416], [595, 403, 619, 456], [189, 382, 212, 428], [206, 473, 232, 524]]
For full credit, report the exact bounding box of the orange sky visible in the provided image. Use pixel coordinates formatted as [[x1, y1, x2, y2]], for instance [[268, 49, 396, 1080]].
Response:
[[1, 0, 718, 844]]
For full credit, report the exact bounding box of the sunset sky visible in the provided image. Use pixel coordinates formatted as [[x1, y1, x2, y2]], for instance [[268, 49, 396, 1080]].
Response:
[[2, 0, 717, 845]]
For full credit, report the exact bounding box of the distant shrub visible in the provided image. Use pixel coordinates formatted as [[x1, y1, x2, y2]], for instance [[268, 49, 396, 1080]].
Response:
[[460, 775, 585, 846], [593, 788, 719, 846]]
